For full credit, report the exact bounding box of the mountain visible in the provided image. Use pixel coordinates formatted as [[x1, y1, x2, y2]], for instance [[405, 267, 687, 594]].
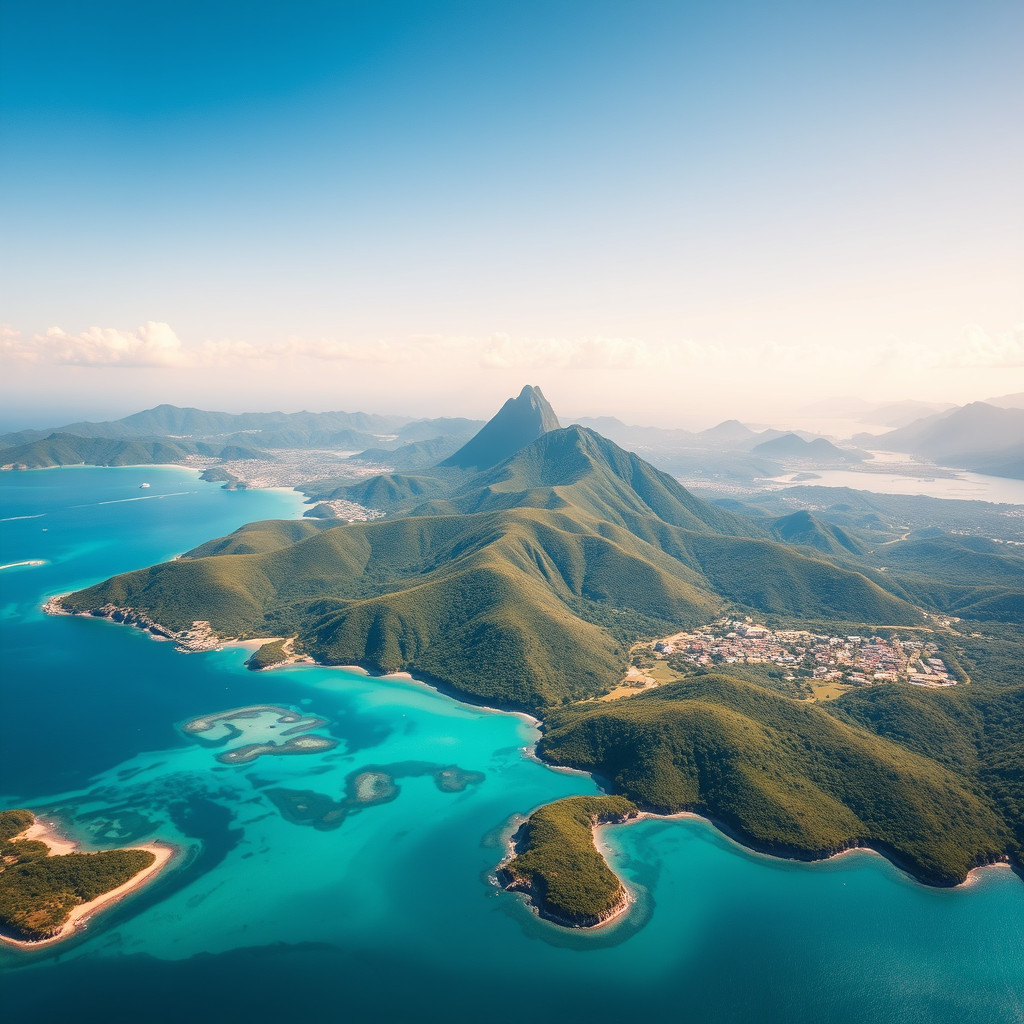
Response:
[[60, 398, 919, 710], [863, 402, 1024, 479], [0, 433, 264, 470], [52, 386, 1021, 905], [436, 426, 761, 537], [699, 419, 757, 444], [394, 417, 484, 444], [441, 385, 560, 469], [986, 392, 1024, 410], [866, 400, 956, 428], [538, 674, 1012, 885], [1, 403, 407, 448], [799, 398, 955, 427], [347, 437, 469, 471], [752, 433, 862, 463], [771, 510, 863, 555], [572, 418, 696, 447]]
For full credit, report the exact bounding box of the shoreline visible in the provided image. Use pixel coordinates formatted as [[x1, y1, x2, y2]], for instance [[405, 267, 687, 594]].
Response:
[[513, 809, 1020, 934], [42, 599, 1021, 915], [333, 664, 543, 726], [0, 817, 178, 950], [497, 811, 636, 931], [622, 809, 1018, 891]]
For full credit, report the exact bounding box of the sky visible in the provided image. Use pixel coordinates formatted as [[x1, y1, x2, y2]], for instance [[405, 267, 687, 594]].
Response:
[[1, 0, 1022, 430]]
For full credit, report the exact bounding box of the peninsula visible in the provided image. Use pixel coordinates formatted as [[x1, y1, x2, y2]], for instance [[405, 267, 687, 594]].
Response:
[[0, 809, 174, 946]]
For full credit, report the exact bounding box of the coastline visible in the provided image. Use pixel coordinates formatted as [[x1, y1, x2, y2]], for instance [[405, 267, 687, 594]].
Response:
[[498, 807, 636, 931], [335, 664, 543, 726], [0, 817, 177, 950], [41, 599, 1021, 908], [623, 809, 1017, 891]]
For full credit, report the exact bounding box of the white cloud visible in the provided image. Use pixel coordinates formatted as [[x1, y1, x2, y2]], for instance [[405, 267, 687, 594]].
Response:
[[3, 320, 1020, 424], [0, 324, 401, 370], [2, 322, 190, 368], [953, 323, 1024, 368]]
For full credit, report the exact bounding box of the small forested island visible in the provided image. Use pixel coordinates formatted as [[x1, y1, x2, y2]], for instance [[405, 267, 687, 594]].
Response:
[[0, 809, 172, 945], [46, 387, 1024, 928], [500, 797, 638, 927]]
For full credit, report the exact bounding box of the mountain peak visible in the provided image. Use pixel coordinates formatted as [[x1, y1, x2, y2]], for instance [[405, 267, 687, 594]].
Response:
[[516, 385, 561, 430], [441, 385, 560, 469], [700, 419, 754, 442]]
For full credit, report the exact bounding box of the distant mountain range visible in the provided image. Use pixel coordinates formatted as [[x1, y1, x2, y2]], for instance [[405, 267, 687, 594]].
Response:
[[986, 392, 1024, 410], [858, 402, 1024, 479], [800, 397, 956, 427], [752, 433, 864, 463], [0, 404, 485, 471]]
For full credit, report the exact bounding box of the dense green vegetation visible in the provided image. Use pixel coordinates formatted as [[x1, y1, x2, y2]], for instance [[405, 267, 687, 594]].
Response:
[[63, 427, 917, 709], [827, 681, 1024, 866], [771, 509, 864, 556], [729, 486, 1024, 623], [0, 810, 155, 942], [0, 433, 265, 469], [0, 809, 34, 842], [246, 638, 291, 670], [539, 675, 1014, 885], [502, 796, 637, 926], [304, 472, 456, 512]]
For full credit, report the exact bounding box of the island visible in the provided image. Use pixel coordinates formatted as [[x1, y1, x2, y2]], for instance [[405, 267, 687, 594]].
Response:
[[499, 796, 638, 928], [0, 808, 174, 946], [182, 703, 328, 737]]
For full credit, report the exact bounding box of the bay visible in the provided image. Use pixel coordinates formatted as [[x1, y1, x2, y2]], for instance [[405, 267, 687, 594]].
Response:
[[1, 467, 1022, 1023]]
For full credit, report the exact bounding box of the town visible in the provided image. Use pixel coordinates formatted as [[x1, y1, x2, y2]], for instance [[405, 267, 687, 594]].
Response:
[[650, 618, 956, 689]]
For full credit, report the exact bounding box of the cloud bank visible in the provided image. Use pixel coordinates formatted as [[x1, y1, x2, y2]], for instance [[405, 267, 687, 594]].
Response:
[[3, 319, 1020, 428]]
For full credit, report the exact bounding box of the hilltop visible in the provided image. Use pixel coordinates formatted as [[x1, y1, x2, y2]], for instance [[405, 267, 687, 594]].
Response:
[[752, 432, 863, 463], [441, 384, 560, 470]]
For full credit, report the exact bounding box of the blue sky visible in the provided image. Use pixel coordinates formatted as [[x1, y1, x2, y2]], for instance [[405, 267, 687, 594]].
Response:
[[1, 0, 1021, 427]]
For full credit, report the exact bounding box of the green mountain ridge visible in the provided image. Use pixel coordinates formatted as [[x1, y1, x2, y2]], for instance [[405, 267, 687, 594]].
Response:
[[0, 433, 266, 470], [539, 673, 1014, 884], [61, 420, 918, 708]]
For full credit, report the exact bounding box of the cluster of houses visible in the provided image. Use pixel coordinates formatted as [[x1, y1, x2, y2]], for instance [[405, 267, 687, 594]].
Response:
[[653, 619, 956, 688]]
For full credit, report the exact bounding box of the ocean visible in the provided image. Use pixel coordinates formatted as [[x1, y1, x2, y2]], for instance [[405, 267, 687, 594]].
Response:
[[2, 467, 1022, 1023]]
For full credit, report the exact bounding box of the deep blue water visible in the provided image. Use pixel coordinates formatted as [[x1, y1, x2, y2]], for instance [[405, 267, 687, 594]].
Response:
[[2, 467, 1022, 1023]]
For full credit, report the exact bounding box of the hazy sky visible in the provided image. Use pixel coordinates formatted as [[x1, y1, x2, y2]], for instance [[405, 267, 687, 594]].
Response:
[[1, 0, 1022, 429]]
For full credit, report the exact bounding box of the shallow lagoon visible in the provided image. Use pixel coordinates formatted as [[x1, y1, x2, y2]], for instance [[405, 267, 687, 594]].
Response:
[[2, 468, 1022, 1023]]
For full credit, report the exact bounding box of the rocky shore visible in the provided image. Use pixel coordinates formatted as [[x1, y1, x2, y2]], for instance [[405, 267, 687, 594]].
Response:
[[44, 596, 223, 652]]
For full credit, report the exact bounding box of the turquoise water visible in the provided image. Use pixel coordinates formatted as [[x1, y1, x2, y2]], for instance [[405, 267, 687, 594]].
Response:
[[2, 468, 1023, 1023]]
